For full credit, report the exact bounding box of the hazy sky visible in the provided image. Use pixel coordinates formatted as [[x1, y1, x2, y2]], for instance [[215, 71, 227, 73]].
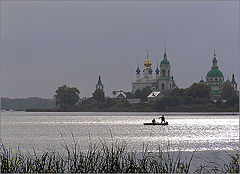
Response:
[[1, 1, 239, 99]]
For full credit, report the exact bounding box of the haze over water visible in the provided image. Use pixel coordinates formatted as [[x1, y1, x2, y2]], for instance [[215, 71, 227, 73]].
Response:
[[1, 112, 239, 153]]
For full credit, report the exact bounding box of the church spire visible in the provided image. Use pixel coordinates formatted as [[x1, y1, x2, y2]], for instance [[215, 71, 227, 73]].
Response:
[[136, 60, 140, 74], [147, 50, 149, 59], [96, 75, 104, 90], [160, 44, 170, 66], [164, 44, 167, 59], [231, 73, 236, 84], [155, 61, 159, 75], [212, 50, 218, 69]]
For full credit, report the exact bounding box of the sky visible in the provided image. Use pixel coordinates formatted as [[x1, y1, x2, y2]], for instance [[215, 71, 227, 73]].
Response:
[[1, 1, 239, 99]]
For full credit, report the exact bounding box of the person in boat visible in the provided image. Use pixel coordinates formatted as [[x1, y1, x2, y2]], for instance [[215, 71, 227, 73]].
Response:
[[161, 115, 165, 123], [152, 118, 156, 124]]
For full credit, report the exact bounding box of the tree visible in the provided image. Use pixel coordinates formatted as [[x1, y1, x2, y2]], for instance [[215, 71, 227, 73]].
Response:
[[184, 83, 211, 100], [133, 86, 152, 101], [153, 97, 166, 111], [133, 89, 142, 99], [183, 96, 193, 105], [125, 92, 134, 99], [92, 88, 105, 102], [169, 88, 184, 96], [141, 86, 152, 101], [221, 82, 236, 100], [54, 85, 80, 109], [226, 94, 239, 106]]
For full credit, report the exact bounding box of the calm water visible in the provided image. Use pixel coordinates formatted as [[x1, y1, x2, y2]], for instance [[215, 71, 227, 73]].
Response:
[[1, 112, 239, 153]]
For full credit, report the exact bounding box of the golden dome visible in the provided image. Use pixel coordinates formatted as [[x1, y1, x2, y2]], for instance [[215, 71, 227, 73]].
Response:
[[144, 58, 152, 69]]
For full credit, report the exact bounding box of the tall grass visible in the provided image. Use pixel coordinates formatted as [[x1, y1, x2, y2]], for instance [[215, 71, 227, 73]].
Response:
[[194, 150, 239, 173], [0, 139, 239, 173]]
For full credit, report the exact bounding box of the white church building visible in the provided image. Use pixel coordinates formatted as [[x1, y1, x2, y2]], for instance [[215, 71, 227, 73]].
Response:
[[132, 46, 178, 92]]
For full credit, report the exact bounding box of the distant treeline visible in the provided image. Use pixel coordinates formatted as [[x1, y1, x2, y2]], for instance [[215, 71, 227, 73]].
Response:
[[3, 82, 239, 112], [1, 97, 55, 110], [27, 83, 239, 112]]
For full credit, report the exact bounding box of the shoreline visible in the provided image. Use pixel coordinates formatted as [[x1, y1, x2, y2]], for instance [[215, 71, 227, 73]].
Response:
[[3, 110, 239, 115]]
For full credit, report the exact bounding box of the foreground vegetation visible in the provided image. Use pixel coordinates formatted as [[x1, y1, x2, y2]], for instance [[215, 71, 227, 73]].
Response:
[[0, 140, 239, 173]]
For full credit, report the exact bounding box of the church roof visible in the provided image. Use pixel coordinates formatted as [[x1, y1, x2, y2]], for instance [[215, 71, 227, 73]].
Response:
[[147, 91, 162, 98], [160, 59, 170, 66], [160, 45, 170, 66], [97, 76, 103, 86], [116, 92, 126, 98], [206, 69, 223, 77], [231, 74, 236, 84]]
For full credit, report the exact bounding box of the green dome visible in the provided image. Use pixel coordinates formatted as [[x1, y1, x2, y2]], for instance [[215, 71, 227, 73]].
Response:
[[160, 59, 170, 65], [199, 79, 204, 83], [226, 79, 230, 82], [206, 69, 223, 77]]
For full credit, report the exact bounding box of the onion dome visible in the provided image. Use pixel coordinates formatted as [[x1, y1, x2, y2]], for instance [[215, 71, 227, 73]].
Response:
[[199, 78, 204, 83], [144, 51, 152, 70], [155, 66, 160, 75], [226, 79, 230, 83], [160, 59, 170, 65], [136, 67, 140, 74], [218, 79, 223, 82], [207, 69, 223, 77], [148, 67, 153, 74], [206, 50, 223, 78], [144, 58, 152, 69]]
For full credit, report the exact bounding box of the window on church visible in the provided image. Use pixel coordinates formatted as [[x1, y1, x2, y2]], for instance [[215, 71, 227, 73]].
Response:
[[161, 83, 165, 90], [162, 70, 165, 77], [215, 78, 217, 81], [168, 70, 170, 77]]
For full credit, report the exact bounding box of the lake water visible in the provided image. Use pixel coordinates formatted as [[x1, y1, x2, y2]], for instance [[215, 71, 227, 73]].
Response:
[[1, 112, 239, 154]]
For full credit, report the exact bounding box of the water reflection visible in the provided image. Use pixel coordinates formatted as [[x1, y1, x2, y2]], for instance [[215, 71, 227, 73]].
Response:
[[1, 112, 239, 153]]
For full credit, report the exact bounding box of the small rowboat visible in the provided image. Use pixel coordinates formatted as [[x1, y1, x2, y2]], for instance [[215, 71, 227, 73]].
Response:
[[143, 122, 168, 125]]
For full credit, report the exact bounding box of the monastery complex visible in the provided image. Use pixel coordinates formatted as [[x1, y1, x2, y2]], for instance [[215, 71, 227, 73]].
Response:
[[131, 47, 237, 100]]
